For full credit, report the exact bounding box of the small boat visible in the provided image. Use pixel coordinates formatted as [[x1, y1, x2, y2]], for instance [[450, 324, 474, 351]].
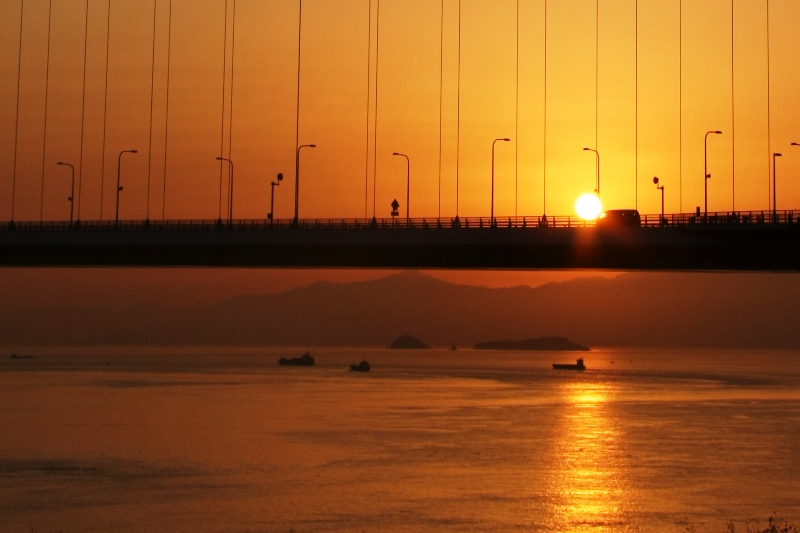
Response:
[[10, 353, 33, 360], [350, 360, 371, 372], [552, 357, 586, 371], [278, 351, 315, 366]]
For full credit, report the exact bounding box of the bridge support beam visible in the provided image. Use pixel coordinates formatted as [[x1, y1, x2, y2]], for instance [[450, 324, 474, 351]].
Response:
[[0, 226, 798, 271]]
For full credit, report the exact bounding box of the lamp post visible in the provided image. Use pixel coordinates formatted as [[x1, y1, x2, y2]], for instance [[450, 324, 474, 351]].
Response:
[[294, 143, 316, 224], [57, 162, 75, 224], [704, 130, 722, 220], [653, 176, 665, 224], [793, 144, 799, 223], [115, 149, 138, 224], [392, 152, 410, 225], [269, 172, 283, 221], [773, 152, 782, 222], [491, 138, 511, 225], [583, 147, 600, 196], [216, 157, 234, 224]]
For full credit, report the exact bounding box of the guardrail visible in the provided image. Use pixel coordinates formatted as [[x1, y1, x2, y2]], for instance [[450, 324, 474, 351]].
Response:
[[0, 210, 798, 232]]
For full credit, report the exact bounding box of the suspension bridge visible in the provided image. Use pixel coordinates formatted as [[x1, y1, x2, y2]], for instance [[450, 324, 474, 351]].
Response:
[[1, 2, 799, 270]]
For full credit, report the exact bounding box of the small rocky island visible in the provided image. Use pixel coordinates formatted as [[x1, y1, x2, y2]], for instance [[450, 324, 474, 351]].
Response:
[[389, 335, 430, 349], [474, 336, 589, 351]]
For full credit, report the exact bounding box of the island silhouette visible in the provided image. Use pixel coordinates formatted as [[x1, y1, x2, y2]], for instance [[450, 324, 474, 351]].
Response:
[[389, 335, 430, 349]]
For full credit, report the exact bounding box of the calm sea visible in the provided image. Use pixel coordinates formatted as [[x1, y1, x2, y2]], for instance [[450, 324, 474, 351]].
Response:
[[1, 346, 799, 533]]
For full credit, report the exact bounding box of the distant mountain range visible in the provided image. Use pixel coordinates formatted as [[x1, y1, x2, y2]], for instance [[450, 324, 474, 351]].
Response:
[[2, 271, 800, 347]]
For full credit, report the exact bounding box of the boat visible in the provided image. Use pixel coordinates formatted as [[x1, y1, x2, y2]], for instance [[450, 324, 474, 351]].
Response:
[[552, 357, 586, 370], [278, 351, 315, 366], [350, 360, 371, 372], [10, 353, 33, 360]]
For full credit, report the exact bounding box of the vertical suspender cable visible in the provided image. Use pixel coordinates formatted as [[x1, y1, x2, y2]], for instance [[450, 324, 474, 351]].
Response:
[[731, 0, 735, 211], [364, 0, 371, 219], [456, 0, 461, 217], [372, 0, 380, 217], [39, 0, 53, 222], [595, 0, 598, 152], [100, 0, 111, 220], [228, 0, 236, 219], [515, 0, 519, 217], [295, 0, 302, 220], [766, 0, 771, 209], [679, 0, 682, 212], [76, 0, 89, 220], [438, 0, 443, 219], [146, 0, 158, 221], [543, 0, 547, 216], [635, 0, 638, 210], [219, 0, 229, 221], [11, 0, 24, 222], [162, 0, 172, 220]]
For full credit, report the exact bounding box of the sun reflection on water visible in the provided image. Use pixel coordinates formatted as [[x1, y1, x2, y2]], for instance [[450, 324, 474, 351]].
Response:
[[543, 381, 632, 532]]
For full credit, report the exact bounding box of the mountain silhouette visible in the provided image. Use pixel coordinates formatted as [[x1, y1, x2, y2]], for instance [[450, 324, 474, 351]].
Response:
[[1, 271, 799, 347]]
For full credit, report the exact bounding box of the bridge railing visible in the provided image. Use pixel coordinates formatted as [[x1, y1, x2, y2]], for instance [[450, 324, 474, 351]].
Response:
[[1, 210, 798, 232], [638, 211, 798, 227]]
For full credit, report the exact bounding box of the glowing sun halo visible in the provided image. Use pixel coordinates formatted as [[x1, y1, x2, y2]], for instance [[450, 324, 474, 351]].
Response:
[[575, 194, 603, 220]]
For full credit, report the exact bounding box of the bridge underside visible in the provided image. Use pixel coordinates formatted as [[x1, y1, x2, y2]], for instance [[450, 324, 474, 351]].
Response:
[[1, 225, 799, 270]]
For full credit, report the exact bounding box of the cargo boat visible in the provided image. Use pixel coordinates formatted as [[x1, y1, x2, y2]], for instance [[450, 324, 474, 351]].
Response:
[[552, 358, 586, 371], [350, 360, 370, 372], [278, 352, 315, 366]]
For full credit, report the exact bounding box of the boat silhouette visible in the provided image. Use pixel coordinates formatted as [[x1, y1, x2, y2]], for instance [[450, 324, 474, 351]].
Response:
[[278, 351, 315, 366], [350, 359, 370, 372], [552, 357, 586, 371]]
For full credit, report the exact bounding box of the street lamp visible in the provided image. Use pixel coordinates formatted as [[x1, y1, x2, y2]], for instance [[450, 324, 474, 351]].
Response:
[[704, 130, 722, 220], [216, 157, 234, 224], [793, 144, 799, 223], [115, 149, 138, 224], [773, 152, 782, 222], [583, 147, 600, 196], [294, 144, 316, 224], [491, 138, 511, 225], [653, 176, 665, 224], [269, 173, 283, 221], [392, 152, 410, 225], [57, 162, 75, 224]]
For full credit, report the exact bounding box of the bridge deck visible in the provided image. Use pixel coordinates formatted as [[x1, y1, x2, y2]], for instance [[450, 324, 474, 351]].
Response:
[[1, 211, 799, 270]]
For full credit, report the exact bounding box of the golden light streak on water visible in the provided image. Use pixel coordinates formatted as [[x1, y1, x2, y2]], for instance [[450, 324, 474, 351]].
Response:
[[544, 381, 631, 532]]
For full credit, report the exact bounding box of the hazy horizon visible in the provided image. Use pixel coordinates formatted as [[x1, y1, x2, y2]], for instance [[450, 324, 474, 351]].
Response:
[[2, 269, 799, 349], [0, 267, 621, 307]]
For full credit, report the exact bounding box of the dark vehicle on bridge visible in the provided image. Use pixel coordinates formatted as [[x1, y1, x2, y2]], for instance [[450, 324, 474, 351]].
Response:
[[596, 209, 641, 228]]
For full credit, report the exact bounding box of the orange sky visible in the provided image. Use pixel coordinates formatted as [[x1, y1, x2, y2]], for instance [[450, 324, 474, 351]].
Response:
[[1, 0, 799, 223]]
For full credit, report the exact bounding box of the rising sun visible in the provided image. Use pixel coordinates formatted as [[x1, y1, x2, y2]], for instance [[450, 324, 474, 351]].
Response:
[[575, 193, 603, 220]]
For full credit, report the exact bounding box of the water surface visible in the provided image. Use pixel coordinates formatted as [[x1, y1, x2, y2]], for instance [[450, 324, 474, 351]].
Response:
[[1, 346, 799, 532]]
